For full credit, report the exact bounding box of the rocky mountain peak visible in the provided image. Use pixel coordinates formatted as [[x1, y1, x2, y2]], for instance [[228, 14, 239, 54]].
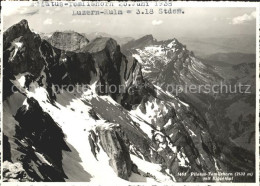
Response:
[[81, 37, 118, 54], [121, 35, 157, 54], [3, 19, 45, 77], [47, 31, 89, 51], [18, 19, 29, 29], [156, 38, 183, 51], [134, 34, 156, 45], [5, 19, 29, 34], [140, 34, 154, 41], [3, 19, 32, 49]]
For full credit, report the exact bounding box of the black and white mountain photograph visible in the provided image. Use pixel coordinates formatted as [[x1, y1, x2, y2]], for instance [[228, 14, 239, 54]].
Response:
[[1, 2, 257, 183]]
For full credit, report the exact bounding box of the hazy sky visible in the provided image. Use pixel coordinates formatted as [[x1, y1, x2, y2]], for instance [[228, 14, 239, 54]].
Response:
[[2, 4, 257, 40]]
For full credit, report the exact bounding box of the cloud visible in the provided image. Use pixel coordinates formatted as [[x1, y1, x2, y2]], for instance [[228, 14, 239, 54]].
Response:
[[3, 6, 39, 16], [231, 11, 256, 25], [3, 7, 19, 16], [43, 18, 53, 25], [19, 7, 39, 15], [59, 22, 64, 25], [152, 20, 163, 26]]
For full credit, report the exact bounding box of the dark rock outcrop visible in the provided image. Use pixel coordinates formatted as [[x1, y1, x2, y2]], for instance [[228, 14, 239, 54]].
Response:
[[81, 37, 129, 100], [3, 19, 45, 77], [3, 97, 70, 182], [3, 20, 97, 99], [94, 123, 133, 180], [121, 59, 156, 110]]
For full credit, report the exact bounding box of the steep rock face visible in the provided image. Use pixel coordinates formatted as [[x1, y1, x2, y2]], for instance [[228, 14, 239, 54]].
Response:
[[40, 40, 97, 86], [89, 123, 133, 180], [3, 97, 70, 182], [121, 59, 156, 110], [119, 67, 219, 181], [4, 19, 31, 49], [81, 37, 129, 100], [3, 19, 45, 77], [47, 31, 89, 51], [3, 20, 129, 101], [3, 20, 97, 100], [3, 19, 47, 101]]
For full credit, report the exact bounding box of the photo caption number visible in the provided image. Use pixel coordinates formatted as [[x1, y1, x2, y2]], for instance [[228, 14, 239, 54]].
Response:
[[136, 9, 154, 15]]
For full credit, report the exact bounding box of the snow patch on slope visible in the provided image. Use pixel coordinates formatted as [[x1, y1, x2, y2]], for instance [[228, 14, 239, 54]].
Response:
[[11, 42, 23, 60], [26, 88, 129, 182], [35, 152, 53, 166], [130, 155, 174, 183]]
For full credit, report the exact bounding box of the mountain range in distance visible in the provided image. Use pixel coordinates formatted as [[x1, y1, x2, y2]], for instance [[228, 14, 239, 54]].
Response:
[[39, 31, 135, 47], [86, 32, 256, 63], [178, 36, 255, 64], [40, 31, 256, 66]]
